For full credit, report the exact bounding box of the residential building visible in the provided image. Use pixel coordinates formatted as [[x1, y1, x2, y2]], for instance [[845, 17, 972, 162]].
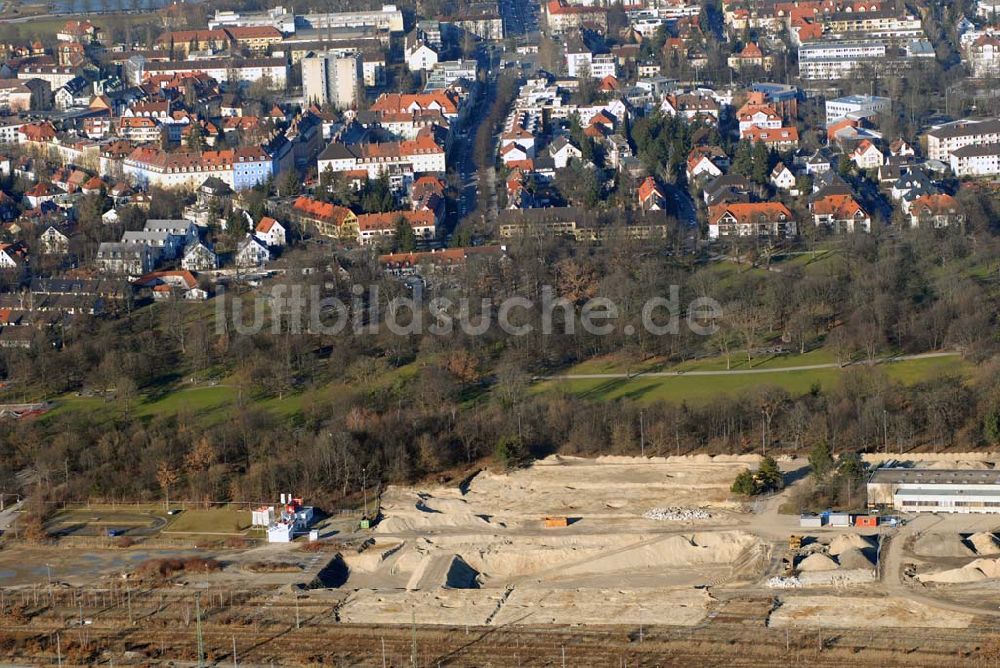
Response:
[[39, 226, 70, 254], [949, 143, 1000, 177], [404, 37, 438, 72], [122, 146, 274, 191], [909, 193, 966, 228], [811, 193, 871, 233], [142, 58, 289, 88], [255, 216, 286, 247], [0, 80, 33, 112], [851, 140, 885, 169], [316, 135, 446, 186], [926, 119, 1000, 161], [770, 162, 796, 192], [302, 52, 361, 109], [96, 242, 155, 275], [291, 195, 358, 238], [708, 202, 796, 239], [235, 235, 272, 267], [743, 125, 799, 149], [181, 241, 219, 271], [356, 210, 436, 245], [637, 176, 665, 211], [545, 0, 608, 35]]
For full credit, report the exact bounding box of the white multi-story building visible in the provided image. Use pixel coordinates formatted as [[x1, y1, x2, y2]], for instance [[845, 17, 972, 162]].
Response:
[[926, 118, 1000, 161], [825, 95, 892, 124], [949, 143, 1000, 177], [978, 0, 1000, 19], [143, 58, 288, 88], [317, 136, 446, 182], [799, 41, 887, 80], [302, 53, 361, 109], [122, 146, 274, 190]]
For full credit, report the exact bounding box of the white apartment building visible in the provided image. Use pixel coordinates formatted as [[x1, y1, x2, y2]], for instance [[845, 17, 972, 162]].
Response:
[[825, 95, 892, 124], [566, 51, 617, 79], [317, 137, 446, 181], [926, 118, 1000, 161], [949, 143, 1000, 177], [302, 53, 361, 109], [798, 41, 887, 80], [143, 58, 288, 88]]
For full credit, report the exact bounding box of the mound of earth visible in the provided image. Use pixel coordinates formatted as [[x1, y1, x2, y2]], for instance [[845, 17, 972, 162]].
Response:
[[797, 553, 838, 572], [828, 534, 874, 556], [836, 547, 874, 570], [913, 533, 975, 558], [967, 532, 1000, 556]]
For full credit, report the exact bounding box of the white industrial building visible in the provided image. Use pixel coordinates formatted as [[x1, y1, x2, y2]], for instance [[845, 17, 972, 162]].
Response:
[[825, 95, 892, 124], [868, 468, 1000, 514], [253, 494, 315, 542]]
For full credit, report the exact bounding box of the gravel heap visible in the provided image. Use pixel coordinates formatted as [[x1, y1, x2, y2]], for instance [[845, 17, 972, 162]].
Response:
[[642, 507, 712, 521]]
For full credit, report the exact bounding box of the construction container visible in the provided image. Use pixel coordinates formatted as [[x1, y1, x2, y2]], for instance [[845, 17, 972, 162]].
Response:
[[854, 515, 877, 528], [788, 535, 803, 549], [309, 529, 319, 541], [359, 519, 371, 530], [544, 516, 569, 528], [799, 514, 823, 528], [829, 512, 852, 527]]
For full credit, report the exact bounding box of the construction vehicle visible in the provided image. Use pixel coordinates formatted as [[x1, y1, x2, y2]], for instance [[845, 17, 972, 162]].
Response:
[[788, 535, 802, 550]]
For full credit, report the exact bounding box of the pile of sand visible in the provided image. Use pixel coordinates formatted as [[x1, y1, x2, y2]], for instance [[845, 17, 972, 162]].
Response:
[[768, 595, 973, 629], [918, 558, 1000, 584], [836, 547, 875, 570], [967, 532, 1000, 555], [797, 553, 839, 572], [921, 460, 993, 470], [913, 533, 976, 558], [828, 534, 874, 556]]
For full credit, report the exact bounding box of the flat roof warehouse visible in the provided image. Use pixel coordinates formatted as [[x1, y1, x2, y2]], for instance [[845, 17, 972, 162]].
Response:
[[867, 467, 1000, 513]]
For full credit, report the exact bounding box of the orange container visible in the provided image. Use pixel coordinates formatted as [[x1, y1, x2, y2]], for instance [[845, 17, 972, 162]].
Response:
[[544, 517, 569, 528], [854, 516, 877, 527]]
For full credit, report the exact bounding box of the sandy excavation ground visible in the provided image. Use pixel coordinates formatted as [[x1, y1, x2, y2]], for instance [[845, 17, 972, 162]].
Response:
[[332, 456, 769, 627], [376, 455, 754, 534], [768, 596, 974, 629]]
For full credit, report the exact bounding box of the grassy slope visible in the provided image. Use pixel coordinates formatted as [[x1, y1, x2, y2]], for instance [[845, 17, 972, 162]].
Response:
[[533, 355, 968, 405]]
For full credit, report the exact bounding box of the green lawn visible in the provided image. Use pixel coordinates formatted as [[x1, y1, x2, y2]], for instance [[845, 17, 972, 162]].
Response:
[[535, 355, 968, 405], [163, 508, 251, 535]]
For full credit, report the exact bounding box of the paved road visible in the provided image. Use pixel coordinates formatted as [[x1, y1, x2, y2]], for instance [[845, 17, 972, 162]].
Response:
[[534, 351, 961, 381]]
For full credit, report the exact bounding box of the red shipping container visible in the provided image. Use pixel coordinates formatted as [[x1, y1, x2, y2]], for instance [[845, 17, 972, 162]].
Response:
[[855, 516, 877, 527]]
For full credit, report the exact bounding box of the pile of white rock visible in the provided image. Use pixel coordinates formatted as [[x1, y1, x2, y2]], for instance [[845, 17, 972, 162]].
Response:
[[642, 507, 712, 521], [767, 576, 802, 589]]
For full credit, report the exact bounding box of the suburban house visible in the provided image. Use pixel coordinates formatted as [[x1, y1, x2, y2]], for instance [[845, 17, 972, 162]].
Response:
[[743, 125, 799, 149], [181, 241, 219, 271], [39, 226, 70, 254], [96, 242, 155, 275], [0, 241, 27, 268], [235, 235, 272, 267], [549, 137, 583, 169], [770, 162, 797, 193], [687, 153, 724, 180], [134, 270, 208, 300], [810, 193, 872, 233], [708, 202, 796, 239], [908, 193, 966, 228], [255, 216, 286, 247], [851, 140, 885, 170], [637, 176, 666, 212]]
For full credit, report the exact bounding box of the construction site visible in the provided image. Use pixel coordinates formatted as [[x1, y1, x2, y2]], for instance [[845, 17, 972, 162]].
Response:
[[2, 454, 1000, 665]]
